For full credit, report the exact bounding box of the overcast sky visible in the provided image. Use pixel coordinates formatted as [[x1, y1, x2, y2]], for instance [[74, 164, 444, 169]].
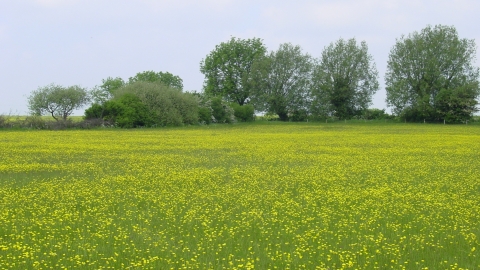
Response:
[[1, 0, 479, 115]]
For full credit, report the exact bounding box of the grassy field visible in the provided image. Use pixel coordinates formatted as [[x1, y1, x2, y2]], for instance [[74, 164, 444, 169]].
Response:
[[0, 122, 479, 269]]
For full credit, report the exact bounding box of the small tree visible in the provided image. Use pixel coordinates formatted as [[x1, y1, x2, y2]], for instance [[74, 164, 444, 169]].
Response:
[[28, 84, 89, 121]]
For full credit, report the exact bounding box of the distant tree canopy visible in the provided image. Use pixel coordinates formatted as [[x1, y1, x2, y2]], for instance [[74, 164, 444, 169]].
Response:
[[311, 38, 379, 119], [200, 37, 267, 105], [251, 43, 313, 121], [25, 27, 478, 129], [90, 77, 125, 109], [128, 71, 183, 90], [28, 84, 90, 121], [85, 74, 243, 127], [386, 25, 480, 123]]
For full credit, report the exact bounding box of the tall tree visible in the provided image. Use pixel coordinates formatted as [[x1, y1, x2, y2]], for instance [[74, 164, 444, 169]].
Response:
[[251, 43, 313, 121], [200, 37, 267, 105], [311, 38, 379, 119], [91, 77, 125, 105], [128, 71, 183, 90], [385, 25, 479, 122], [28, 84, 90, 121]]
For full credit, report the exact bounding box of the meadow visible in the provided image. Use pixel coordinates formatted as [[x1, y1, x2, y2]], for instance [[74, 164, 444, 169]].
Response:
[[0, 122, 479, 269]]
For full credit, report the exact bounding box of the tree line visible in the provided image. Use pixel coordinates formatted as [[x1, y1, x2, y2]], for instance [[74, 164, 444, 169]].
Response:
[[23, 25, 479, 127]]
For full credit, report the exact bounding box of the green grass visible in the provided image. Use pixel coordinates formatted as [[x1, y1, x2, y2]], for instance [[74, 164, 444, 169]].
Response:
[[0, 123, 479, 269], [1, 115, 84, 121]]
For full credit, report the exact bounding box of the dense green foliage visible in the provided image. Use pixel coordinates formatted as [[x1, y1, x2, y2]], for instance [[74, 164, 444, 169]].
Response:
[[209, 97, 235, 123], [362, 108, 394, 120], [86, 82, 198, 127], [312, 38, 379, 119], [84, 79, 248, 127], [84, 70, 198, 127], [128, 71, 183, 90], [251, 43, 313, 121], [22, 25, 479, 127], [231, 103, 255, 122], [90, 77, 125, 107], [85, 93, 155, 128], [200, 37, 267, 105], [385, 25, 480, 123], [116, 82, 197, 125]]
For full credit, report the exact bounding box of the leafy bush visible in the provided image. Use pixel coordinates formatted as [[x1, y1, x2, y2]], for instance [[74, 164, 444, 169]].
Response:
[[109, 94, 155, 128], [23, 116, 47, 129], [174, 93, 201, 125], [290, 109, 308, 122], [231, 103, 255, 122], [400, 105, 435, 123], [84, 103, 105, 120], [0, 115, 7, 128], [85, 94, 154, 128], [210, 97, 235, 123], [363, 108, 393, 120], [198, 107, 213, 124], [115, 82, 198, 126], [76, 118, 110, 129], [84, 82, 200, 128], [435, 87, 477, 123]]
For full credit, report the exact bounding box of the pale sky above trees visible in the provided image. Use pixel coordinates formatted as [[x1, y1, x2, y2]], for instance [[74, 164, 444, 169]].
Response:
[[1, 0, 479, 115]]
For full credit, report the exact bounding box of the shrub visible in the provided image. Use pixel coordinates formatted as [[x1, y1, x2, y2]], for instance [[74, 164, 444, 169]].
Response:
[[363, 108, 393, 120], [23, 116, 47, 129], [109, 94, 155, 128], [115, 82, 198, 126], [0, 115, 7, 128], [84, 103, 105, 120], [401, 105, 435, 123], [210, 97, 235, 123], [198, 106, 213, 124], [290, 109, 308, 122], [76, 118, 109, 129], [231, 103, 255, 122]]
